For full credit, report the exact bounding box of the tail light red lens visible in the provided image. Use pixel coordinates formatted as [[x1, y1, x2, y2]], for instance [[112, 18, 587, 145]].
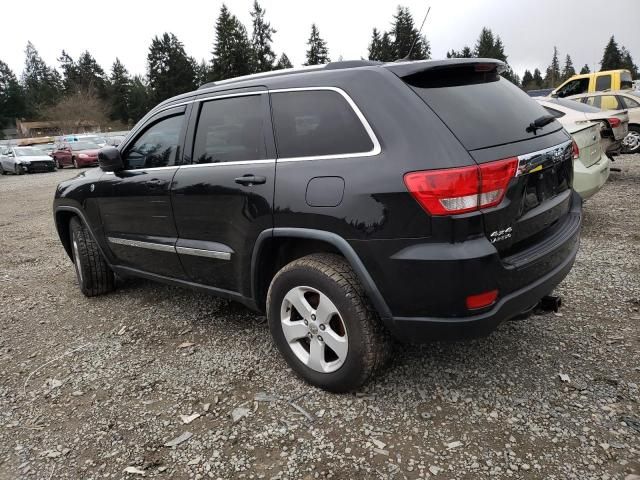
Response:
[[403, 157, 517, 216], [466, 289, 499, 310], [608, 117, 621, 128], [572, 139, 580, 160]]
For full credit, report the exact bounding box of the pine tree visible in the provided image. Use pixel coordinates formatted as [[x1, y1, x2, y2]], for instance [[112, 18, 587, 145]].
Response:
[[194, 59, 210, 86], [474, 27, 495, 58], [600, 36, 623, 71], [368, 28, 383, 61], [211, 5, 253, 81], [521, 69, 534, 90], [562, 54, 576, 81], [128, 75, 150, 124], [390, 6, 429, 60], [109, 58, 130, 124], [532, 68, 544, 89], [58, 50, 79, 93], [620, 47, 639, 78], [22, 42, 62, 117], [250, 1, 276, 73], [274, 53, 293, 70], [147, 33, 196, 104], [447, 47, 472, 59], [0, 60, 26, 128], [580, 64, 590, 74], [305, 24, 330, 65], [544, 47, 562, 88], [76, 51, 108, 97]]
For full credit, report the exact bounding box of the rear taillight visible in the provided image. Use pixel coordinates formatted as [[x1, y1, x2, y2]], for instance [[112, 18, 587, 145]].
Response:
[[572, 140, 580, 160], [403, 158, 517, 216], [608, 117, 621, 128]]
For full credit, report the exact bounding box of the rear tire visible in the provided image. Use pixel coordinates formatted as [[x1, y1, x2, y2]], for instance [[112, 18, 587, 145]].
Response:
[[622, 126, 640, 154], [69, 217, 115, 297], [267, 253, 391, 392]]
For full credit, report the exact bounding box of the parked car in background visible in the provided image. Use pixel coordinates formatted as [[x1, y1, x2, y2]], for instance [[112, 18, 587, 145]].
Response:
[[526, 88, 553, 97], [53, 59, 583, 391], [0, 146, 56, 174], [535, 98, 610, 200], [551, 69, 633, 98], [76, 135, 108, 147], [33, 143, 55, 157], [568, 90, 640, 154], [105, 135, 126, 147], [52, 141, 101, 169], [535, 97, 628, 159]]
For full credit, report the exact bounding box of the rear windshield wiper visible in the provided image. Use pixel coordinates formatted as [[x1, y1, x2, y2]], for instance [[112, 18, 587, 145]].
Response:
[[526, 115, 555, 134]]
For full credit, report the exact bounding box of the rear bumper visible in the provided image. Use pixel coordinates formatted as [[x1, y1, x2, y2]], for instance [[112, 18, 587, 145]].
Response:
[[574, 155, 609, 200], [352, 192, 582, 342]]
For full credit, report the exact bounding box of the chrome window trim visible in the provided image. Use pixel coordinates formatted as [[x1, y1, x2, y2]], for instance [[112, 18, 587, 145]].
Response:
[[175, 246, 231, 260], [516, 140, 572, 176], [269, 86, 382, 162], [107, 237, 175, 253], [181, 159, 276, 169]]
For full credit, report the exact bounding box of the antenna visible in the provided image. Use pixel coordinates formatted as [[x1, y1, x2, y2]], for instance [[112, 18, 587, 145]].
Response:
[[403, 6, 431, 62]]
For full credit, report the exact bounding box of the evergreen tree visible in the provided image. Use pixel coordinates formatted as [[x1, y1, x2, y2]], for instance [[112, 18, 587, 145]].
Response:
[[128, 75, 150, 124], [250, 1, 276, 72], [147, 33, 196, 104], [447, 47, 472, 59], [305, 24, 330, 65], [600, 36, 623, 71], [544, 46, 562, 88], [194, 59, 211, 86], [562, 54, 576, 81], [0, 60, 26, 128], [274, 53, 293, 70], [211, 5, 253, 81], [76, 51, 108, 97], [109, 58, 130, 124], [532, 68, 544, 89], [22, 41, 62, 117], [368, 28, 383, 61], [474, 27, 495, 58], [58, 50, 79, 93], [620, 46, 638, 78], [390, 6, 429, 60], [580, 64, 590, 74], [521, 69, 534, 90]]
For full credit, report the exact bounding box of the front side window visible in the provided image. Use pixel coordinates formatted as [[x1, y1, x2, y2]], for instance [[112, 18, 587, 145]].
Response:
[[271, 90, 374, 159], [595, 75, 612, 91], [123, 114, 184, 170], [193, 95, 266, 164], [556, 78, 589, 98]]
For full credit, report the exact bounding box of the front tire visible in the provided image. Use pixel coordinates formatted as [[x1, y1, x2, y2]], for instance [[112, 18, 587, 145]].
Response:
[[622, 126, 640, 154], [14, 164, 24, 175], [69, 217, 115, 297], [267, 253, 391, 392]]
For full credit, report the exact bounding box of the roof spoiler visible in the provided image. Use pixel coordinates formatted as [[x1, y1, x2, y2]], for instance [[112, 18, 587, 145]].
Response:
[[384, 58, 506, 78]]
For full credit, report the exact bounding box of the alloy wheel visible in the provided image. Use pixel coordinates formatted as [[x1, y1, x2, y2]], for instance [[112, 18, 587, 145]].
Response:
[[622, 130, 640, 153], [280, 286, 348, 373]]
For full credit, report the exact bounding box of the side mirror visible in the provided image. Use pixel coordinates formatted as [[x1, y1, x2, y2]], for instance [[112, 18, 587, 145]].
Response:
[[98, 146, 124, 172]]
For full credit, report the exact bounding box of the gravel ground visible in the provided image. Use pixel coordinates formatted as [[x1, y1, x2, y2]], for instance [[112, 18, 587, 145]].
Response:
[[0, 157, 639, 480]]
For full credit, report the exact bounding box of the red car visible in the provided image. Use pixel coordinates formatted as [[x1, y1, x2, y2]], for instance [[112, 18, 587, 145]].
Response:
[[52, 141, 100, 169]]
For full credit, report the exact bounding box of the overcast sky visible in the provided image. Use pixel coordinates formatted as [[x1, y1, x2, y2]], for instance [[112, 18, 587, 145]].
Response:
[[1, 0, 639, 80]]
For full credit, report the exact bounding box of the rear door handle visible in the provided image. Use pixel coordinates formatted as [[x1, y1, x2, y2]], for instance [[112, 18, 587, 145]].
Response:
[[234, 175, 266, 186]]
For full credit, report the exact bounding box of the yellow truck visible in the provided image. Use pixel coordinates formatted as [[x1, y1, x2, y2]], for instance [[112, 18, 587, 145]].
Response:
[[552, 69, 634, 98]]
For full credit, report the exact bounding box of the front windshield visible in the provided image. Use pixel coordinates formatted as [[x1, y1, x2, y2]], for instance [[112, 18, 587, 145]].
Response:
[[71, 141, 99, 151], [81, 136, 105, 144], [14, 147, 44, 157]]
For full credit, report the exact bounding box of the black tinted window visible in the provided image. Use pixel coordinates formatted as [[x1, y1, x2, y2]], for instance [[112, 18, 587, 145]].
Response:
[[595, 75, 611, 91], [193, 95, 266, 164], [271, 90, 374, 158], [407, 75, 560, 151], [123, 114, 183, 170], [556, 78, 589, 98], [621, 71, 633, 89]]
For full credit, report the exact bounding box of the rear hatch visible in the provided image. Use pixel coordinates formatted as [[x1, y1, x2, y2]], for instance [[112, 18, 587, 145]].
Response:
[[566, 122, 602, 168], [391, 60, 575, 255]]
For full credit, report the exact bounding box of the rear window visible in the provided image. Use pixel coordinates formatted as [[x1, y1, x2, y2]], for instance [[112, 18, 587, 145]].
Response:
[[406, 70, 560, 151], [554, 98, 602, 113], [271, 90, 374, 159]]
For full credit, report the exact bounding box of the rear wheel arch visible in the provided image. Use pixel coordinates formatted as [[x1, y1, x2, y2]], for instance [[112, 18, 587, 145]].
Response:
[[251, 228, 392, 323]]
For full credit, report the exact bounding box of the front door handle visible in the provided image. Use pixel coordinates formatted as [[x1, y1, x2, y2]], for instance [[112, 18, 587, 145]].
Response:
[[234, 175, 266, 186]]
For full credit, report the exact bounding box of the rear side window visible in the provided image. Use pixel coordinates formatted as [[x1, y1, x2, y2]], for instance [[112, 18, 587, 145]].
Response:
[[595, 75, 612, 91], [406, 71, 560, 151], [271, 90, 374, 159], [621, 95, 640, 109], [193, 94, 266, 164]]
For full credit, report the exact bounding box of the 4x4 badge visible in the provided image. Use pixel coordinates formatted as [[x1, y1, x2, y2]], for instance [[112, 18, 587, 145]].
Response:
[[490, 226, 512, 243]]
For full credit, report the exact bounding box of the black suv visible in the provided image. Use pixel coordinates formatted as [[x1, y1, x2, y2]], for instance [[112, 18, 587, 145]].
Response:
[[53, 59, 582, 392]]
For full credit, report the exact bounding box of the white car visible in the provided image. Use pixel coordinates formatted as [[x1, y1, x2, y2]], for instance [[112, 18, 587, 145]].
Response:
[[534, 98, 612, 200], [567, 90, 640, 154], [0, 146, 56, 175]]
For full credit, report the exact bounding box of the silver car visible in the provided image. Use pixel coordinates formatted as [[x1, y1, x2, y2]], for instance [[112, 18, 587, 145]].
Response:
[[0, 146, 57, 175]]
